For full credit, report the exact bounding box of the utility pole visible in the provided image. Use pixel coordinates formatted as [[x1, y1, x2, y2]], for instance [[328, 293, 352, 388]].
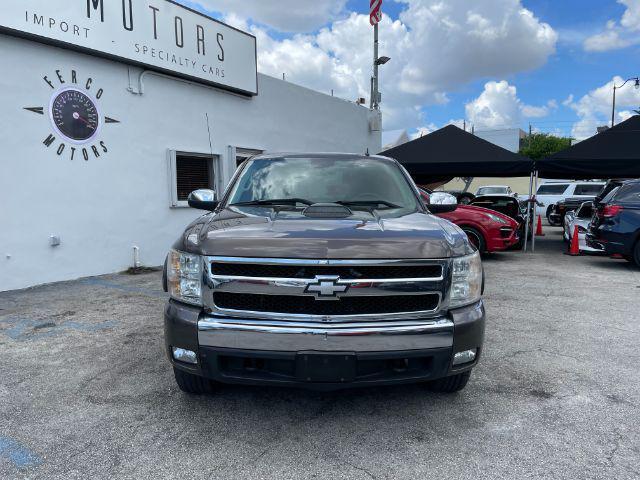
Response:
[[369, 1, 387, 110], [371, 22, 379, 109]]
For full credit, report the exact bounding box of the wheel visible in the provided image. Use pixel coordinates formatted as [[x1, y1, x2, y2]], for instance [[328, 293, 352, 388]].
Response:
[[462, 227, 486, 253], [428, 370, 472, 393], [173, 367, 213, 394], [634, 240, 640, 267], [545, 206, 555, 225]]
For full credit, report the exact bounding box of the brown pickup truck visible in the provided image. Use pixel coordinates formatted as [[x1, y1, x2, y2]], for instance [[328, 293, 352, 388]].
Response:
[[163, 153, 485, 393]]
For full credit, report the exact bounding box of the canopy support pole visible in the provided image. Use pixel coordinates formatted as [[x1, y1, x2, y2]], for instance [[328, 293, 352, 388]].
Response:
[[523, 171, 534, 252], [531, 170, 539, 252]]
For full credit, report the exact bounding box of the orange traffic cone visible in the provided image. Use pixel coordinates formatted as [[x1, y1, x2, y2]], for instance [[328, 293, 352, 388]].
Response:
[[535, 215, 545, 236], [567, 225, 580, 256]]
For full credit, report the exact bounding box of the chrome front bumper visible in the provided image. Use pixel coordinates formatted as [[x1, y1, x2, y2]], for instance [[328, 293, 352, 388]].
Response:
[[165, 300, 485, 387], [198, 317, 454, 352]]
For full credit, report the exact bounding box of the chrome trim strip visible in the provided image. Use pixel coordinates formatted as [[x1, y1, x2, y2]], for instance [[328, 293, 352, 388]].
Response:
[[199, 317, 453, 331], [208, 256, 449, 266], [197, 316, 454, 351], [211, 275, 444, 283], [211, 278, 444, 297]]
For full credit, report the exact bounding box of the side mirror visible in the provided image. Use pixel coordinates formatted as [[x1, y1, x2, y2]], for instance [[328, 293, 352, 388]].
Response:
[[429, 203, 458, 214], [429, 192, 458, 205], [187, 189, 219, 211]]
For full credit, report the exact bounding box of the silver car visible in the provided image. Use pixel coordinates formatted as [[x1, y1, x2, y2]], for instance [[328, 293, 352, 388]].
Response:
[[563, 201, 601, 253]]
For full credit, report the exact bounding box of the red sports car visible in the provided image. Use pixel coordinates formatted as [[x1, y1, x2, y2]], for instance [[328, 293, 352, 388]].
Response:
[[420, 189, 520, 253]]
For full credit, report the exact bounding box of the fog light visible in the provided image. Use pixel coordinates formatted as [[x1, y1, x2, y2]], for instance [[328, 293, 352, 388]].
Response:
[[172, 347, 197, 364], [453, 348, 476, 366]]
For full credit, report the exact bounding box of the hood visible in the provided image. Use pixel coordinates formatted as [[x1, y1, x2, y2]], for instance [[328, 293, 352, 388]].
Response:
[[175, 207, 473, 259], [456, 204, 520, 227]]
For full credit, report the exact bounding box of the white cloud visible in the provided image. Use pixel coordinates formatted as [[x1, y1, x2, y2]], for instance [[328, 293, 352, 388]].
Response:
[[238, 0, 556, 131], [584, 28, 632, 52], [465, 80, 553, 130], [584, 0, 640, 51], [190, 0, 347, 32], [620, 0, 640, 30], [566, 76, 640, 139], [412, 124, 439, 139], [466, 81, 521, 128], [447, 119, 467, 129], [521, 104, 549, 118]]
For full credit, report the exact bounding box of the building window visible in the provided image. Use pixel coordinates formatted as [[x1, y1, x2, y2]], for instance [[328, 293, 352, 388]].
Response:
[[236, 148, 262, 167], [168, 151, 219, 207]]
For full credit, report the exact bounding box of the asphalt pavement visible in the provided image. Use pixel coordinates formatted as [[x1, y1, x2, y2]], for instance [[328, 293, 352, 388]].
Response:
[[1, 227, 639, 479]]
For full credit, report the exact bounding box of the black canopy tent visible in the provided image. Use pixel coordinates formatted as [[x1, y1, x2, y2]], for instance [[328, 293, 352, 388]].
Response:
[[536, 115, 640, 179], [380, 124, 533, 184]]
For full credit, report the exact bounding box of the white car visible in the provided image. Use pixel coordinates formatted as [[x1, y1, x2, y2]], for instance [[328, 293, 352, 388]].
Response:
[[535, 181, 605, 220], [563, 201, 601, 253], [475, 185, 515, 197]]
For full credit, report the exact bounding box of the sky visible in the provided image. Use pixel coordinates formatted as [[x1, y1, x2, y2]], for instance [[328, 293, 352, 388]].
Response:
[[178, 0, 640, 140]]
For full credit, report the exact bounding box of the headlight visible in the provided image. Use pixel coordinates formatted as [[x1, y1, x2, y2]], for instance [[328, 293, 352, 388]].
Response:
[[167, 249, 203, 305], [449, 251, 483, 308], [485, 213, 508, 224]]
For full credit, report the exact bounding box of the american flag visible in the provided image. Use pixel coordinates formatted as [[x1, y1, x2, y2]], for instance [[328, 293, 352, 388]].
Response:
[[370, 0, 382, 26]]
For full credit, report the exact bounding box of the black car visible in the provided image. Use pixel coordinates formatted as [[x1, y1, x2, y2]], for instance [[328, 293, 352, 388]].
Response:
[[470, 194, 533, 248], [443, 190, 476, 205], [587, 179, 640, 266]]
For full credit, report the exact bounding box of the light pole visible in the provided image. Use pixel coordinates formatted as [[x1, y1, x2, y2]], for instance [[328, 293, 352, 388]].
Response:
[[611, 76, 640, 128], [370, 21, 390, 110]]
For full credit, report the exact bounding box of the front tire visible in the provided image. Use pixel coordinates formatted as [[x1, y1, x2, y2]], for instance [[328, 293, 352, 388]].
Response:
[[428, 370, 472, 393], [173, 367, 213, 394], [462, 227, 486, 253]]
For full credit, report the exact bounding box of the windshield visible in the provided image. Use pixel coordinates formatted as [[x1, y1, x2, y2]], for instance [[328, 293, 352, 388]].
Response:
[[601, 186, 620, 204], [227, 156, 420, 213], [537, 184, 568, 195], [477, 187, 507, 195]]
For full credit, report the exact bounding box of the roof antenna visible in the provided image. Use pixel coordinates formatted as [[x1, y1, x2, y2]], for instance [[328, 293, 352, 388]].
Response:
[[365, 148, 370, 156]]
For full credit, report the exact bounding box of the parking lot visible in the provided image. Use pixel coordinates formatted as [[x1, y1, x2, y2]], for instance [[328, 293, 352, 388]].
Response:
[[1, 227, 639, 480]]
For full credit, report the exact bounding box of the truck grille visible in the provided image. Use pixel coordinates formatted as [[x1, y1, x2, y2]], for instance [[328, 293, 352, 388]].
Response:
[[211, 262, 442, 280], [206, 257, 448, 321], [213, 292, 440, 316]]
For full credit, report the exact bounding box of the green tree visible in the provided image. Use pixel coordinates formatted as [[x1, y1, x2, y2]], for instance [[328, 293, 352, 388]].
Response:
[[519, 133, 572, 160]]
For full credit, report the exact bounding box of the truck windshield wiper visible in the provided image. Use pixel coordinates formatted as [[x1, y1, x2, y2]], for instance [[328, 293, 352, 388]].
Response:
[[229, 198, 314, 207], [337, 200, 402, 210]]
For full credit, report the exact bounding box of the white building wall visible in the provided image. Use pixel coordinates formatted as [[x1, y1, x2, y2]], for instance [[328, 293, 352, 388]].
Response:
[[0, 34, 380, 291], [474, 128, 525, 153]]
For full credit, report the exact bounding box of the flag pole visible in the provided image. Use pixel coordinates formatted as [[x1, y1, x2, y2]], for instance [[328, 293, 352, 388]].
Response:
[[371, 23, 379, 109]]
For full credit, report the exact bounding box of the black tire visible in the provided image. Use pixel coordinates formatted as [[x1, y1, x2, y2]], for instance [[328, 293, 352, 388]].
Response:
[[545, 206, 555, 225], [173, 367, 212, 394], [428, 370, 472, 393], [462, 227, 486, 253], [634, 240, 640, 267]]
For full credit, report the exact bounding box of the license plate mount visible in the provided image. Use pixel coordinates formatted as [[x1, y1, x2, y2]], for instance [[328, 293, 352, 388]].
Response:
[[295, 352, 357, 383]]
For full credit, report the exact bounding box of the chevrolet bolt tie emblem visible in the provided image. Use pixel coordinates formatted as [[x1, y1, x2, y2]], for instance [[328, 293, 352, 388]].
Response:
[[305, 276, 349, 299]]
